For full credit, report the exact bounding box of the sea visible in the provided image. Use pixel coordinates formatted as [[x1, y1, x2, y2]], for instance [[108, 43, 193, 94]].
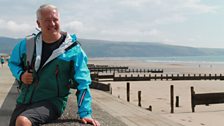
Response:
[[90, 55, 224, 64]]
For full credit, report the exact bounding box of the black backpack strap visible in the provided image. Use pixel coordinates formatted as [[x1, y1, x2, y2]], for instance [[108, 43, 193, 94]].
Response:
[[65, 41, 80, 51]]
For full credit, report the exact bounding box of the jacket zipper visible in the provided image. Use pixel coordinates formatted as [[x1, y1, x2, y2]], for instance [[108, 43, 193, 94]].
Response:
[[22, 85, 30, 104], [28, 78, 39, 104], [78, 89, 87, 108], [56, 65, 60, 97]]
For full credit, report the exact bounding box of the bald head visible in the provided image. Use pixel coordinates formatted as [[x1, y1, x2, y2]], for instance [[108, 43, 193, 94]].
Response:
[[36, 4, 59, 20]]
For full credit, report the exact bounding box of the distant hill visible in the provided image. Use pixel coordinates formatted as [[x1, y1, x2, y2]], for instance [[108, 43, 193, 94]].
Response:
[[1, 36, 224, 57], [78, 39, 224, 57], [0, 37, 20, 54]]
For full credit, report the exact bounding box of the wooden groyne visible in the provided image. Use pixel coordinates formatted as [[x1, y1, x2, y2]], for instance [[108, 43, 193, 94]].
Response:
[[88, 64, 163, 73], [191, 86, 224, 112], [88, 64, 129, 72], [114, 73, 224, 81], [91, 73, 224, 81]]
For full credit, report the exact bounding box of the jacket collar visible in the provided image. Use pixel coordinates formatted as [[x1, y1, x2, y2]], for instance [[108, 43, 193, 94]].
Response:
[[34, 31, 76, 71]]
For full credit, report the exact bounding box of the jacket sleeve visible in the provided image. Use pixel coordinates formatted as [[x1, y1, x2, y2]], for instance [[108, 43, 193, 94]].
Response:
[[74, 46, 92, 118], [8, 39, 26, 81]]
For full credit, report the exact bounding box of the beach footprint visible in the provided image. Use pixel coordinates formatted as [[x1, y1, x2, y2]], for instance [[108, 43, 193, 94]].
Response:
[[200, 123, 205, 125], [181, 119, 186, 122]]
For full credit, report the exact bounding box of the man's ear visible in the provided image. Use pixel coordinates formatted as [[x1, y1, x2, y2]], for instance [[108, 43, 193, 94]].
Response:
[[36, 20, 41, 28]]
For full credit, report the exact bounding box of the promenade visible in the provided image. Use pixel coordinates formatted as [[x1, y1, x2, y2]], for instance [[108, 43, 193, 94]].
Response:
[[0, 64, 182, 126]]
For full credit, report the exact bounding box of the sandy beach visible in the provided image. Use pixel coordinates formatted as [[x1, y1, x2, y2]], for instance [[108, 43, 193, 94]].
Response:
[[89, 58, 224, 126], [2, 59, 224, 126]]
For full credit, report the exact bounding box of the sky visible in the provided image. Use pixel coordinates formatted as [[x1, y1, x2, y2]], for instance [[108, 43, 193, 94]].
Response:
[[0, 0, 224, 48]]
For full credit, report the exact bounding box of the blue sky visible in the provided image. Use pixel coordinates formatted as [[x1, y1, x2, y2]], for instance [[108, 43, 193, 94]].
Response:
[[0, 0, 224, 48]]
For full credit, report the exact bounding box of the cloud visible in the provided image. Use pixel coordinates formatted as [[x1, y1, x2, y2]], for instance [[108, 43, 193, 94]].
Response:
[[0, 19, 34, 37], [0, 0, 221, 48], [183, 0, 218, 13], [63, 21, 84, 33]]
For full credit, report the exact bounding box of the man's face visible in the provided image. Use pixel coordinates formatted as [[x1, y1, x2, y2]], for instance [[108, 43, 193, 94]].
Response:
[[37, 9, 60, 36]]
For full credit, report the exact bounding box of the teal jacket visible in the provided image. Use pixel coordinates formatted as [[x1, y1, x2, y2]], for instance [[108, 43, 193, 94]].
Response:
[[8, 32, 92, 118]]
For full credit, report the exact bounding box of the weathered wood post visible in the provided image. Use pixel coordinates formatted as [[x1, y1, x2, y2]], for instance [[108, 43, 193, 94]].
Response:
[[175, 96, 179, 107], [108, 83, 112, 94], [170, 85, 174, 113], [138, 91, 141, 107], [127, 82, 130, 102], [191, 86, 195, 112], [148, 105, 152, 111]]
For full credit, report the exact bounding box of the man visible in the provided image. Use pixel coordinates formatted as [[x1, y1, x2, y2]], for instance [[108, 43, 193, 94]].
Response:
[[8, 4, 100, 126]]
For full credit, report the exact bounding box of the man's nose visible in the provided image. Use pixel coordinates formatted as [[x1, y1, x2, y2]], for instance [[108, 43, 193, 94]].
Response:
[[49, 20, 55, 26]]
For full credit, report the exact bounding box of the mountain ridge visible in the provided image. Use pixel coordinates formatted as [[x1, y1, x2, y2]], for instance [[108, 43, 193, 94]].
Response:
[[1, 37, 224, 57]]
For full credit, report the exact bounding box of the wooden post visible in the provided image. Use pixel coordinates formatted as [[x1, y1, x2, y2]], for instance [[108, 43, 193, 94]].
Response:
[[148, 105, 152, 111], [138, 91, 141, 107], [127, 82, 130, 102], [108, 83, 112, 94], [170, 85, 174, 113], [175, 96, 179, 107], [191, 86, 195, 112]]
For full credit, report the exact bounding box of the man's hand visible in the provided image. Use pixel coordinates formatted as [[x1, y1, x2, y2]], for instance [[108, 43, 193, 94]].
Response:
[[21, 71, 33, 85], [81, 118, 100, 126]]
